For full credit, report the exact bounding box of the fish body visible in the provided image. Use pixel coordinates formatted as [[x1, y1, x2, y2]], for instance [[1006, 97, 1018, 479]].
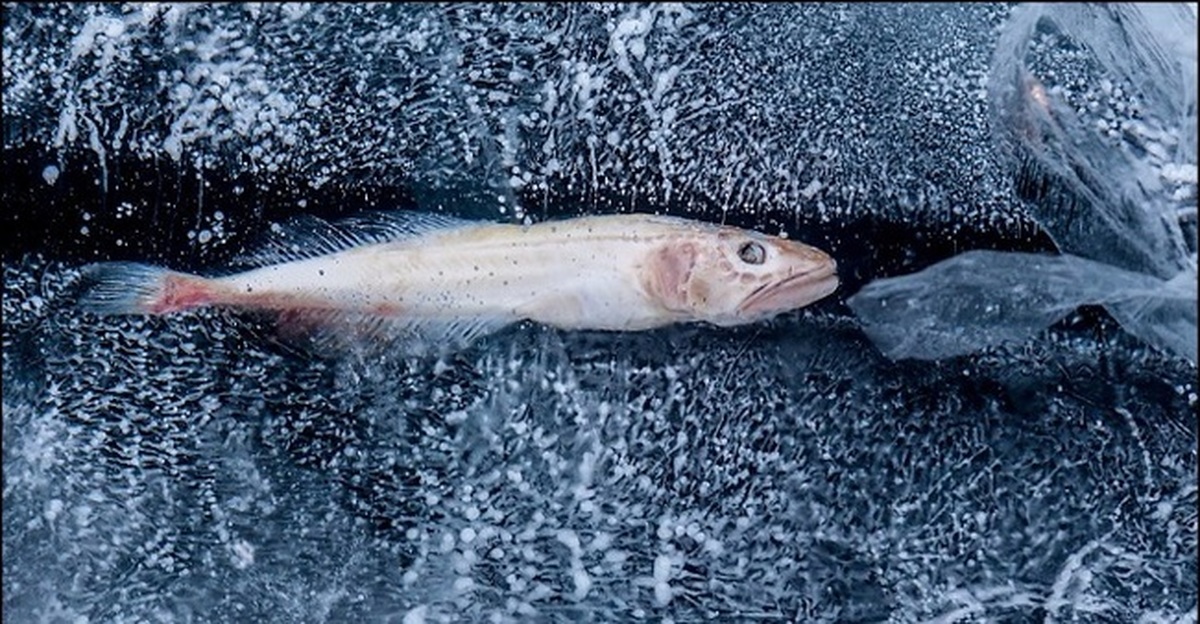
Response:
[[79, 212, 838, 350]]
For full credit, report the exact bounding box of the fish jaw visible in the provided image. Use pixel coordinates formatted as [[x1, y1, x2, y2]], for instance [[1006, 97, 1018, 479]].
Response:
[[732, 260, 839, 323]]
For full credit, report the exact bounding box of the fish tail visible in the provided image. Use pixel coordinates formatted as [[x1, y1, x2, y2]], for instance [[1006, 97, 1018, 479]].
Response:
[[77, 262, 216, 315]]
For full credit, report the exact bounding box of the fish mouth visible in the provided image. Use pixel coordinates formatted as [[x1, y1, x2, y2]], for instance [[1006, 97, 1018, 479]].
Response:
[[736, 262, 839, 317]]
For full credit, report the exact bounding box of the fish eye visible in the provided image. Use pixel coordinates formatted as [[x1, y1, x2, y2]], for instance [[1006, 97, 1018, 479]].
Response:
[[737, 241, 766, 265]]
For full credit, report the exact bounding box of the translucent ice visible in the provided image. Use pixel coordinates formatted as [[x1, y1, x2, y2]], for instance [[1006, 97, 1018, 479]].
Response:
[[847, 250, 1197, 361], [989, 3, 1197, 279]]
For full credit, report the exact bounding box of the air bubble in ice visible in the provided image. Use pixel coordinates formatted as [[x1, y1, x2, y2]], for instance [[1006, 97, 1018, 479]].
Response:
[[42, 165, 60, 185]]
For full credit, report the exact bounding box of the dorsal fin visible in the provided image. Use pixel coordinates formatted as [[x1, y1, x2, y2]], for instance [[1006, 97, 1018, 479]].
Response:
[[232, 210, 481, 268]]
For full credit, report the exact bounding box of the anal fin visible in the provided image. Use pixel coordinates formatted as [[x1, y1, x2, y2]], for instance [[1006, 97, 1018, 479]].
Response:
[[275, 309, 513, 357]]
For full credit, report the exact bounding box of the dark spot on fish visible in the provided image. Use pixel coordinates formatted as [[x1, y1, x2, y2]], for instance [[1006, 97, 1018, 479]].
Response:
[[318, 269, 325, 276]]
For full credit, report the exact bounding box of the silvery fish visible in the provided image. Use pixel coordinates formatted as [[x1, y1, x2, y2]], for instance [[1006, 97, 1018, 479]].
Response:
[[78, 212, 838, 352]]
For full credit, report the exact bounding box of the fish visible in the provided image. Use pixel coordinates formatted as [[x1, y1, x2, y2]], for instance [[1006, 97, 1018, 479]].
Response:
[[77, 211, 839, 352]]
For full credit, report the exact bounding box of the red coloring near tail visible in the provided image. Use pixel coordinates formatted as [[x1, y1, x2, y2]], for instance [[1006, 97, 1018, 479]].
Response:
[[79, 262, 216, 316], [149, 274, 215, 314]]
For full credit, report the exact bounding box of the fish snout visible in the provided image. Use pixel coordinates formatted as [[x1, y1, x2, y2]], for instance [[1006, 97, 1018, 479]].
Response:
[[772, 238, 837, 281], [733, 242, 839, 319]]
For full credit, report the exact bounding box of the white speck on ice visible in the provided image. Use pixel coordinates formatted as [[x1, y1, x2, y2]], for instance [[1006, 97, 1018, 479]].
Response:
[[402, 605, 428, 624], [230, 539, 255, 569], [163, 135, 183, 162], [801, 178, 824, 200], [571, 568, 593, 601], [1160, 163, 1198, 185], [70, 15, 126, 60], [43, 498, 64, 522], [555, 529, 581, 555], [42, 165, 60, 186], [652, 554, 674, 606], [652, 65, 681, 104], [610, 7, 655, 77]]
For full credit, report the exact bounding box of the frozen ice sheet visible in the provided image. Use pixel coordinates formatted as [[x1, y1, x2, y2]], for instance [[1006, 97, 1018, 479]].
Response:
[[3, 3, 1197, 623]]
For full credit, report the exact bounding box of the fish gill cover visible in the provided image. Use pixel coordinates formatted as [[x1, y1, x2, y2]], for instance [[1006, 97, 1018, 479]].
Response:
[[2, 3, 1196, 623]]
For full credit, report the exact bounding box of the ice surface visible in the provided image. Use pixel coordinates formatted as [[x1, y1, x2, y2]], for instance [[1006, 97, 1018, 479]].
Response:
[[3, 4, 1198, 623], [4, 3, 1018, 223]]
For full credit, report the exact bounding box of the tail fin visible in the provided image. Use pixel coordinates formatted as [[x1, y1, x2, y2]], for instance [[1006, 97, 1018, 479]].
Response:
[[77, 262, 213, 315]]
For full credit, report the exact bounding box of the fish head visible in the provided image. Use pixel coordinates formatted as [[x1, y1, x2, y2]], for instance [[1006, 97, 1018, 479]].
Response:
[[644, 226, 839, 327]]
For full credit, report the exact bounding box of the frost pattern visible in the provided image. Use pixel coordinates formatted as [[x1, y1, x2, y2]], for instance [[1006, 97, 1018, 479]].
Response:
[[5, 3, 1017, 224]]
